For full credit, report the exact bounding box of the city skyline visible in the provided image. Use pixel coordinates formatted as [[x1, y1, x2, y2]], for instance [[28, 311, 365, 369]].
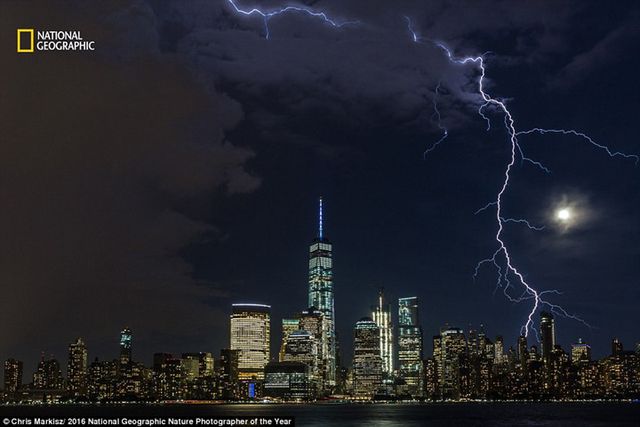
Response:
[[4, 197, 635, 383], [4, 300, 639, 402]]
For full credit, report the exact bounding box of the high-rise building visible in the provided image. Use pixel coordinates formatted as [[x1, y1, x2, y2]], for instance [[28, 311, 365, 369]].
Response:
[[308, 197, 336, 385], [397, 296, 423, 396], [3, 358, 23, 394], [230, 303, 271, 380], [279, 318, 301, 362], [494, 335, 505, 365], [152, 353, 184, 400], [540, 312, 555, 364], [33, 355, 63, 390], [283, 330, 319, 385], [218, 349, 240, 400], [298, 306, 329, 391], [264, 361, 313, 401], [371, 289, 393, 376], [181, 352, 214, 378], [571, 338, 592, 364], [352, 317, 382, 398], [181, 356, 200, 383], [611, 338, 623, 356], [88, 358, 118, 401], [68, 337, 88, 397], [120, 327, 132, 365], [433, 326, 466, 400], [517, 335, 528, 367]]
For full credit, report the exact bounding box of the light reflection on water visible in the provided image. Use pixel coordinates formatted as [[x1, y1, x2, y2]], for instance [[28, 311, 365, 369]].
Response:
[[0, 402, 638, 427]]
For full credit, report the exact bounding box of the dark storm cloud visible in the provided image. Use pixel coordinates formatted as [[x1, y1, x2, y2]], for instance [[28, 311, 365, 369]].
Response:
[[147, 0, 591, 154], [551, 16, 640, 88], [0, 1, 259, 366]]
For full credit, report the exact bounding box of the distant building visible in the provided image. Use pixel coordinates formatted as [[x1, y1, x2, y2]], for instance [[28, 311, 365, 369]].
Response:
[[3, 358, 23, 394], [283, 330, 319, 387], [152, 353, 183, 400], [218, 349, 240, 400], [298, 306, 329, 391], [611, 338, 623, 356], [433, 326, 466, 400], [371, 289, 393, 377], [120, 327, 132, 365], [33, 355, 63, 390], [397, 296, 423, 397], [571, 338, 592, 364], [540, 312, 555, 364], [352, 317, 382, 398], [88, 358, 118, 401], [230, 303, 271, 380], [67, 338, 88, 397], [264, 361, 312, 401], [517, 335, 528, 367], [182, 352, 214, 378], [279, 318, 300, 361]]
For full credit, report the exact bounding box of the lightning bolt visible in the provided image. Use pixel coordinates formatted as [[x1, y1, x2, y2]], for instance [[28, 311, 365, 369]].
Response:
[[424, 81, 449, 157], [226, 0, 358, 39], [225, 2, 638, 338]]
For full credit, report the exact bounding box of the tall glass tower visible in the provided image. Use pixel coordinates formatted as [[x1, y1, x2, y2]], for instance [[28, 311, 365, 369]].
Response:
[[540, 311, 556, 364], [398, 297, 423, 397], [308, 197, 336, 385], [372, 289, 393, 376], [120, 327, 132, 365]]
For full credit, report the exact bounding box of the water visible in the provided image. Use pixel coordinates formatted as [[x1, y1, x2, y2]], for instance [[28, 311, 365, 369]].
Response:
[[1, 403, 639, 427]]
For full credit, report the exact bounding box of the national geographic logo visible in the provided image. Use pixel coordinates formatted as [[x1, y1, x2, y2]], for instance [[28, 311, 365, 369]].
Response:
[[17, 29, 96, 53]]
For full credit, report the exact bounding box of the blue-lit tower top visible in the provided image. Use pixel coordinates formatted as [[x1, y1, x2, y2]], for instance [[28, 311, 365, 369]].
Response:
[[318, 196, 323, 240]]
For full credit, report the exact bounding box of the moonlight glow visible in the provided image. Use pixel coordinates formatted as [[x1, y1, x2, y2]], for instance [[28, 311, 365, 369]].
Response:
[[557, 208, 572, 221]]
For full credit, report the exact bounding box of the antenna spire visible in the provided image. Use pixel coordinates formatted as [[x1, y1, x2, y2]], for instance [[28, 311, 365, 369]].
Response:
[[318, 196, 323, 239]]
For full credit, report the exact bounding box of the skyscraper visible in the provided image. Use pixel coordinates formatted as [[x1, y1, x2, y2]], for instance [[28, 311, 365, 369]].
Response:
[[230, 303, 271, 380], [517, 335, 528, 367], [352, 317, 382, 398], [308, 197, 336, 385], [397, 296, 423, 396], [540, 312, 555, 364], [120, 327, 132, 365], [218, 349, 240, 400], [279, 318, 301, 362], [371, 289, 393, 376], [571, 338, 592, 363], [283, 330, 319, 384], [434, 326, 466, 400], [299, 306, 329, 391], [68, 337, 88, 397], [3, 358, 23, 394], [33, 355, 63, 390]]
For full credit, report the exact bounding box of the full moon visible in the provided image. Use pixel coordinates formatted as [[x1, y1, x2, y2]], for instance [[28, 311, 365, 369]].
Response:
[[557, 208, 571, 221]]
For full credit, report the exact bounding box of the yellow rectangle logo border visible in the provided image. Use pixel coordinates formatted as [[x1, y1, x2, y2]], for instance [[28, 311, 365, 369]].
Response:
[[17, 28, 34, 53]]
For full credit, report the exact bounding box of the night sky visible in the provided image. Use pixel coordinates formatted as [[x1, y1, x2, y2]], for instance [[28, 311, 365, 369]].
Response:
[[2, 0, 639, 376]]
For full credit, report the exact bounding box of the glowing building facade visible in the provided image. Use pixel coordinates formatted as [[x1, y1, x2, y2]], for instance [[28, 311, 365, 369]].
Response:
[[67, 337, 88, 396], [279, 318, 301, 362], [434, 326, 466, 400], [120, 327, 132, 365], [3, 359, 23, 395], [397, 296, 423, 396], [230, 303, 271, 380], [371, 289, 393, 376], [352, 317, 382, 398], [308, 197, 336, 385]]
